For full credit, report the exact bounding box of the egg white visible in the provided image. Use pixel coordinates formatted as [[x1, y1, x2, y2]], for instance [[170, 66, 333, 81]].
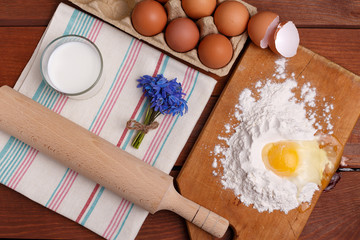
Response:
[[261, 140, 331, 199]]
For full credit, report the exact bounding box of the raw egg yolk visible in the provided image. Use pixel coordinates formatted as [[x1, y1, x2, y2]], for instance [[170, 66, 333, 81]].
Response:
[[262, 142, 299, 177]]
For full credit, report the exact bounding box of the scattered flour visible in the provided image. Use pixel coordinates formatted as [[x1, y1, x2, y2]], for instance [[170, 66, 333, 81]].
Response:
[[301, 82, 316, 107], [212, 160, 218, 168], [224, 123, 231, 133], [340, 156, 349, 167], [272, 58, 287, 79], [213, 58, 335, 213], [255, 81, 262, 88]]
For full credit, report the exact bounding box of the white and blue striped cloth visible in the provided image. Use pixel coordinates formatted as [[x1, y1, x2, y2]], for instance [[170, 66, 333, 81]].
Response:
[[0, 3, 216, 239]]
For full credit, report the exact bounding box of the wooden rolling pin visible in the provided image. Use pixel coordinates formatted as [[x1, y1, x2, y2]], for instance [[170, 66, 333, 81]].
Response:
[[0, 86, 229, 238]]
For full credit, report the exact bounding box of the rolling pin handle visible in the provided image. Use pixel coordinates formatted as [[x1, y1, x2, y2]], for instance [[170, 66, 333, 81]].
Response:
[[159, 184, 229, 238], [0, 85, 229, 238], [190, 205, 230, 238]]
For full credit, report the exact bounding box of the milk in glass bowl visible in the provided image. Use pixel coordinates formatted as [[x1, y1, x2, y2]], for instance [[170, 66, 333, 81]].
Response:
[[41, 35, 103, 99]]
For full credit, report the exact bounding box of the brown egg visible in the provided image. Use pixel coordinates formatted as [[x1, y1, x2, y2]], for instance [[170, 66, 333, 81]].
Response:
[[198, 34, 233, 69], [165, 18, 200, 53], [214, 1, 249, 37], [156, 0, 168, 3], [182, 0, 217, 19], [247, 11, 280, 48], [131, 0, 167, 37]]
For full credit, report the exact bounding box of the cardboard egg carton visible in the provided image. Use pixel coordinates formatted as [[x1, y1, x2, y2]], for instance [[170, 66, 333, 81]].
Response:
[[69, 0, 257, 76]]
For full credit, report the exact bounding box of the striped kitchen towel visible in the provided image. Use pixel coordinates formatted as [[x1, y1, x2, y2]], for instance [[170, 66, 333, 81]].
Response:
[[0, 3, 216, 240]]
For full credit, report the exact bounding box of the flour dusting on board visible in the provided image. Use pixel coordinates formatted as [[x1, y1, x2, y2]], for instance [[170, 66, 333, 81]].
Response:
[[212, 58, 335, 213]]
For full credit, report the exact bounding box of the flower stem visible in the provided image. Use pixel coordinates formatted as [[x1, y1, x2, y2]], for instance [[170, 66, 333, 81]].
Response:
[[131, 106, 159, 149], [132, 131, 145, 149]]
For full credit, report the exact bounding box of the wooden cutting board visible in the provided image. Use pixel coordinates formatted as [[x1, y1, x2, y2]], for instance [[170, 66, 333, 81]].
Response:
[[177, 42, 360, 240]]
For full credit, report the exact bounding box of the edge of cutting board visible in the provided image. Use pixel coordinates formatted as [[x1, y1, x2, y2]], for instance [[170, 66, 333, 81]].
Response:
[[176, 42, 360, 240]]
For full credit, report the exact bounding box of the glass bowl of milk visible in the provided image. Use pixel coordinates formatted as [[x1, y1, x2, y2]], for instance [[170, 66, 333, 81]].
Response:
[[41, 35, 103, 99]]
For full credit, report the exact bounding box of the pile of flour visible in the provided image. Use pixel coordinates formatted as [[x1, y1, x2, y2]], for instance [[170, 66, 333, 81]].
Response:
[[212, 58, 334, 213]]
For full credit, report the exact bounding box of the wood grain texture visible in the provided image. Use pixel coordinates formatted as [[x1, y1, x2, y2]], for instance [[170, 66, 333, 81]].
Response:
[[0, 0, 359, 239], [1, 172, 358, 240], [136, 210, 190, 240], [0, 87, 229, 237], [0, 171, 183, 240], [0, 182, 104, 239], [343, 120, 360, 168], [177, 43, 360, 240], [0, 0, 65, 26], [245, 0, 360, 28], [1, 28, 359, 169], [300, 172, 360, 240], [0, 86, 176, 214], [298, 29, 360, 77], [1, 28, 360, 94], [1, 0, 359, 28], [178, 97, 360, 168], [0, 27, 44, 87]]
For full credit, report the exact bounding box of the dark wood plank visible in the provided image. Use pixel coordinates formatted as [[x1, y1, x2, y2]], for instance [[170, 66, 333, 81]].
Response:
[[245, 0, 360, 28], [0, 0, 359, 239], [300, 172, 360, 240], [0, 170, 182, 239], [298, 29, 360, 76], [177, 42, 360, 240], [0, 183, 102, 239], [1, 28, 359, 94], [344, 120, 360, 168], [1, 26, 358, 167], [0, 0, 64, 26], [0, 27, 45, 87], [212, 29, 360, 96], [1, 171, 358, 240], [1, 0, 359, 28], [1, 27, 359, 97], [136, 211, 189, 240]]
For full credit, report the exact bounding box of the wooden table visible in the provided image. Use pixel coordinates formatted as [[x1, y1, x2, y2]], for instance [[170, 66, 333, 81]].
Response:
[[0, 0, 359, 239]]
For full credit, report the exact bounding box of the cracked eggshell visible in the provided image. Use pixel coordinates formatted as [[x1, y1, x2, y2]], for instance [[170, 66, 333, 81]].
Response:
[[268, 21, 300, 58], [247, 11, 279, 48]]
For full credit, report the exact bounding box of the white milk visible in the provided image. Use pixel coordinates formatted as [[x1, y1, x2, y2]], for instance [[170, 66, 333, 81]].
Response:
[[47, 41, 102, 94]]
